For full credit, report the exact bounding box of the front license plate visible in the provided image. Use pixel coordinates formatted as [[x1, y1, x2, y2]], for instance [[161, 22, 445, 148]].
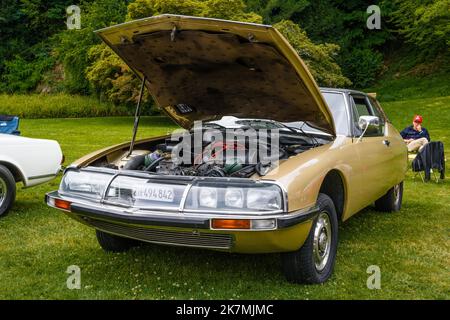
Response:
[[134, 185, 175, 202]]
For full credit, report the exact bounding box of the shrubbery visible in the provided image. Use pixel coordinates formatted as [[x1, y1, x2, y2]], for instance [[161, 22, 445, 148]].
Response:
[[85, 0, 349, 107], [388, 0, 450, 56], [0, 0, 448, 113], [274, 20, 351, 87], [0, 46, 55, 93], [0, 93, 132, 118]]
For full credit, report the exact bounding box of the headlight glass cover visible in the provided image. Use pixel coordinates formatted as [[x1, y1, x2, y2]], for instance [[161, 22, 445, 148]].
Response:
[[185, 182, 284, 213], [59, 169, 285, 213], [59, 170, 113, 199]]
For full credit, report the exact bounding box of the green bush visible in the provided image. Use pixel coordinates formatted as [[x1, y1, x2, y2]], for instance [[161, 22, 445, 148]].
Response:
[[0, 56, 54, 94], [53, 0, 128, 94], [0, 43, 56, 93], [340, 48, 383, 89], [274, 20, 351, 88], [387, 0, 450, 56], [87, 0, 263, 109], [0, 93, 132, 118], [85, 44, 153, 109]]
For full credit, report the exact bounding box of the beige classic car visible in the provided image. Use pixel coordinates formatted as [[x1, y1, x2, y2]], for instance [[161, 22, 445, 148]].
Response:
[[46, 15, 407, 283]]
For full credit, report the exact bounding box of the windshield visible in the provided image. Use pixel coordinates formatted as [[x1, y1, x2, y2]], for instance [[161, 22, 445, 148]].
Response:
[[202, 92, 350, 137]]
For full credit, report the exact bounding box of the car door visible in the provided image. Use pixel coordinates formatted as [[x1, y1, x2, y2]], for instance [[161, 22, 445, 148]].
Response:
[[349, 94, 395, 208]]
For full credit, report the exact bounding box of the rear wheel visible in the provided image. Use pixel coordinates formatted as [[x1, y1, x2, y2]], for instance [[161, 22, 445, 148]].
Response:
[[0, 165, 16, 218], [374, 181, 403, 212], [96, 230, 139, 252], [281, 193, 338, 284]]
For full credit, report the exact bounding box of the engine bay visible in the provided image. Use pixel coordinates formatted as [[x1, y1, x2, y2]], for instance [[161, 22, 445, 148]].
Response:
[[90, 121, 331, 178]]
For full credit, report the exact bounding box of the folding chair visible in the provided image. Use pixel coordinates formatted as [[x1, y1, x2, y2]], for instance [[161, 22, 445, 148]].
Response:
[[408, 152, 428, 182], [0, 115, 20, 135], [411, 142, 445, 183]]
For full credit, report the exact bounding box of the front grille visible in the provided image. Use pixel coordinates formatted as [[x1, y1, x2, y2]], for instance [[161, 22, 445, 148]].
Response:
[[85, 217, 234, 250]]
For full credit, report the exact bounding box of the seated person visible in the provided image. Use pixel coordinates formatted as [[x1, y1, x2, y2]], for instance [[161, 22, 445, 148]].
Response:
[[400, 115, 430, 152]]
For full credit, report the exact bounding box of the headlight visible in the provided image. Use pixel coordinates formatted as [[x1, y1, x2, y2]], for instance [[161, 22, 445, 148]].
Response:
[[59, 170, 112, 199], [199, 187, 218, 208], [225, 188, 244, 208], [247, 188, 282, 211], [185, 182, 284, 213]]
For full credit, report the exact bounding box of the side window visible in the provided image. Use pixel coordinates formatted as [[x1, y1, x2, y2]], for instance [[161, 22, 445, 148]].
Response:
[[350, 95, 384, 137], [368, 97, 389, 124]]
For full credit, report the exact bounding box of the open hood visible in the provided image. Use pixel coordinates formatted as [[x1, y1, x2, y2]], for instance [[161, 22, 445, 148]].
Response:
[[96, 14, 335, 134]]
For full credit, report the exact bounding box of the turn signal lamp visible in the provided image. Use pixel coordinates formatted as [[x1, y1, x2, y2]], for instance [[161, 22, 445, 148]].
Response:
[[211, 219, 250, 230], [49, 198, 72, 211]]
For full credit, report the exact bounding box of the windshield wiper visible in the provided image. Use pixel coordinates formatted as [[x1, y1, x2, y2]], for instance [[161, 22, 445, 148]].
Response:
[[297, 122, 320, 147]]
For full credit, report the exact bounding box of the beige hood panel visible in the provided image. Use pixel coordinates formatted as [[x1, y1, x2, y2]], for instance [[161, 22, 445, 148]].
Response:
[[96, 14, 335, 134]]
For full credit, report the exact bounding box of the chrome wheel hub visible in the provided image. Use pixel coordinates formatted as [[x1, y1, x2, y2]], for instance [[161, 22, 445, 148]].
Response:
[[0, 177, 7, 207], [313, 212, 332, 272]]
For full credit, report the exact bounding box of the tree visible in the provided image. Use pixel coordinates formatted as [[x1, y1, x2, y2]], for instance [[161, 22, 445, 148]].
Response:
[[127, 0, 261, 22], [388, 0, 450, 55], [53, 0, 128, 94], [274, 20, 351, 87], [88, 0, 263, 107], [0, 0, 73, 92], [244, 0, 391, 88]]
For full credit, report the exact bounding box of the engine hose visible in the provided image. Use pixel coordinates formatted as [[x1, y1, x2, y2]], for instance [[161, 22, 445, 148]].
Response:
[[123, 155, 145, 170], [143, 157, 164, 172]]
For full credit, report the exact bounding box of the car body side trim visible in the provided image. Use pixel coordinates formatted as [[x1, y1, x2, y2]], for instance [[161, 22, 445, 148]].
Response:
[[28, 173, 57, 180]]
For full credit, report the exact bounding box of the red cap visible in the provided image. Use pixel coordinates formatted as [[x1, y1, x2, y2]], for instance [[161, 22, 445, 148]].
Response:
[[413, 115, 423, 123]]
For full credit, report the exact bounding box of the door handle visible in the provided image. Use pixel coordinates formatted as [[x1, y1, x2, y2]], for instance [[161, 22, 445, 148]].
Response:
[[383, 140, 390, 147]]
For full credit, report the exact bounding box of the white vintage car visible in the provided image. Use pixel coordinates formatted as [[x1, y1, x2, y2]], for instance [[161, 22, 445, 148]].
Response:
[[0, 133, 63, 217]]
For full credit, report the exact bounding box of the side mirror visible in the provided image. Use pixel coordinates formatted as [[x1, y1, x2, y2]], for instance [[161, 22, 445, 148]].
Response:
[[358, 115, 379, 131], [357, 116, 380, 142]]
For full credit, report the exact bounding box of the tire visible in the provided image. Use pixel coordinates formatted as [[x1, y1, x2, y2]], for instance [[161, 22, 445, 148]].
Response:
[[96, 230, 139, 252], [374, 181, 403, 212], [281, 193, 338, 284], [0, 165, 16, 218]]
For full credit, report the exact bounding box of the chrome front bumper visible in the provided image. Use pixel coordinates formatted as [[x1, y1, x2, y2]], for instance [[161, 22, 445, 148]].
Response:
[[46, 191, 318, 252], [46, 191, 318, 230]]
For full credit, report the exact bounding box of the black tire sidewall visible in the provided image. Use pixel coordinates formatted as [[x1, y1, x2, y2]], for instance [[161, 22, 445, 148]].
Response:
[[375, 181, 403, 212], [0, 165, 16, 217], [282, 193, 339, 284], [310, 194, 339, 282], [96, 230, 138, 252]]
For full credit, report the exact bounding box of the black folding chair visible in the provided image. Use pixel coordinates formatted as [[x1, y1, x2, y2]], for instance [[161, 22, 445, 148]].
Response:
[[412, 141, 445, 182]]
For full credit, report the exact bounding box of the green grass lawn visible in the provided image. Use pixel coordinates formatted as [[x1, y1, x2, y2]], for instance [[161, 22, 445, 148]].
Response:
[[0, 98, 449, 299]]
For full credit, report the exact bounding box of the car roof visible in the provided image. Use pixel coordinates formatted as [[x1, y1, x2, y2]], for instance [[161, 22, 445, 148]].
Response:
[[319, 87, 368, 96]]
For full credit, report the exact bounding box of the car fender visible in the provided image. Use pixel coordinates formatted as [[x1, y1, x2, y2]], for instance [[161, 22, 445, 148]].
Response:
[[0, 134, 62, 187], [0, 155, 26, 183], [263, 136, 353, 215]]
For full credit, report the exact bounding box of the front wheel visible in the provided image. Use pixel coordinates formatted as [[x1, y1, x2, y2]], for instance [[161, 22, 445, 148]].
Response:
[[96, 230, 139, 252], [0, 165, 16, 218], [281, 193, 338, 284], [374, 181, 403, 212]]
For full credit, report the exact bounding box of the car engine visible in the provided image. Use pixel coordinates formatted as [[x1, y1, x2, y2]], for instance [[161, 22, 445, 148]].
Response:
[[92, 125, 329, 178]]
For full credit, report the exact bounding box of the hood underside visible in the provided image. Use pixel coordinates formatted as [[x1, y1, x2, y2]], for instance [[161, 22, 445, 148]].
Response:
[[96, 14, 335, 134]]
